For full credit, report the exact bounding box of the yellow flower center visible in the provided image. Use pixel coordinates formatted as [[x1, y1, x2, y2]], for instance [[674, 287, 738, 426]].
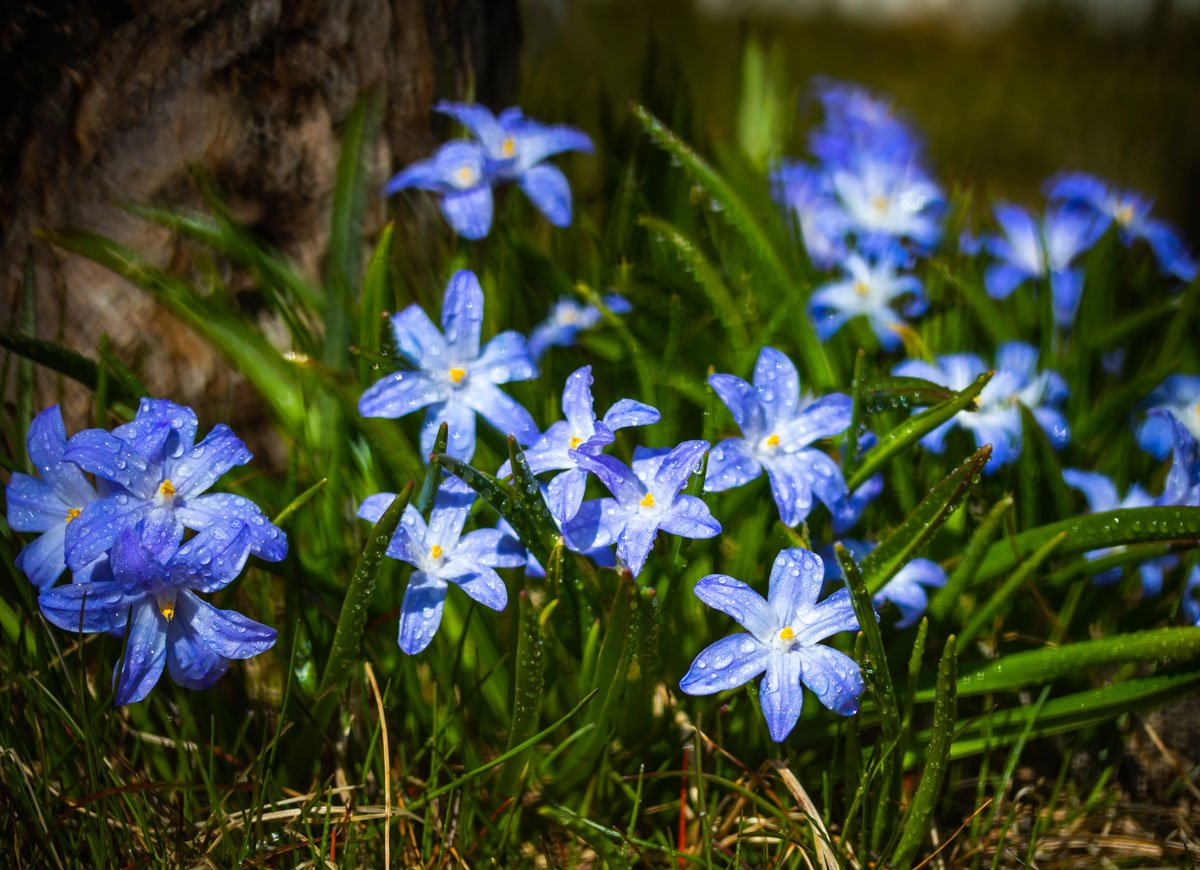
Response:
[[501, 136, 516, 158], [65, 507, 82, 523], [854, 281, 869, 297], [779, 626, 795, 641], [454, 165, 477, 186], [639, 492, 655, 509], [871, 195, 889, 212], [430, 544, 444, 559], [159, 479, 176, 498], [1114, 202, 1134, 225], [448, 367, 467, 384], [160, 602, 175, 621], [568, 435, 583, 449], [766, 434, 780, 447]]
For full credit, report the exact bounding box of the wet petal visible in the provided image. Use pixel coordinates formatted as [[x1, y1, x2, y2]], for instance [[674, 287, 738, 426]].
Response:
[[679, 634, 769, 695]]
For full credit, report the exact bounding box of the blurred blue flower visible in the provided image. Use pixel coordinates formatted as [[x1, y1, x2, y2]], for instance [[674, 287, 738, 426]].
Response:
[[495, 515, 615, 579], [704, 347, 852, 527], [62, 399, 286, 573], [980, 203, 1104, 326], [1183, 566, 1200, 626], [6, 406, 102, 587], [808, 78, 923, 168], [358, 480, 525, 654], [359, 270, 539, 462], [679, 547, 863, 743], [384, 140, 495, 239], [830, 431, 883, 533], [1046, 172, 1197, 282], [820, 540, 944, 629], [527, 295, 631, 361], [497, 366, 659, 523], [1156, 411, 1200, 508], [39, 522, 275, 705], [565, 440, 719, 577], [808, 252, 926, 350], [893, 342, 1069, 471], [1136, 375, 1200, 460], [437, 102, 592, 228], [1062, 469, 1175, 595], [829, 152, 944, 253], [770, 161, 850, 269]]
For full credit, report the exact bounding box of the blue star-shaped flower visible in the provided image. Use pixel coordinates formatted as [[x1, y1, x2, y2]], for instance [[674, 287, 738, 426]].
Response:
[[384, 140, 495, 239], [497, 365, 659, 523], [1046, 172, 1197, 282], [980, 203, 1104, 326], [1156, 411, 1200, 508], [527, 295, 632, 361], [358, 480, 525, 654], [679, 547, 863, 743], [1136, 375, 1200, 460], [769, 161, 850, 269], [829, 152, 944, 253], [62, 399, 287, 572], [1062, 468, 1176, 596], [39, 521, 276, 705], [6, 406, 102, 587], [435, 102, 593, 228], [893, 342, 1069, 471], [359, 269, 539, 462], [703, 347, 852, 527], [808, 252, 926, 350], [821, 540, 944, 629], [565, 441, 720, 577]]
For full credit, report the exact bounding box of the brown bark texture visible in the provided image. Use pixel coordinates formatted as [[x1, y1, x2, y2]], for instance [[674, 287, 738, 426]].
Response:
[[1, 0, 518, 431]]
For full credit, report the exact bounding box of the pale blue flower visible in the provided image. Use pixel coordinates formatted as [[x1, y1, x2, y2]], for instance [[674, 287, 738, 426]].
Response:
[[527, 295, 631, 361], [808, 252, 926, 350], [1136, 375, 1200, 460]]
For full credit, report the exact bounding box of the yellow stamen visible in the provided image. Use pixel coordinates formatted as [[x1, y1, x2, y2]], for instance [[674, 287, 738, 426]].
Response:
[[639, 492, 655, 508], [779, 626, 795, 641], [1114, 203, 1134, 225], [568, 435, 583, 449], [159, 479, 176, 498], [454, 165, 476, 186], [1192, 401, 1200, 419], [766, 434, 781, 447], [448, 366, 467, 384], [160, 603, 175, 621], [430, 544, 444, 559], [871, 195, 888, 212], [501, 136, 516, 158], [65, 507, 82, 523], [854, 281, 869, 297]]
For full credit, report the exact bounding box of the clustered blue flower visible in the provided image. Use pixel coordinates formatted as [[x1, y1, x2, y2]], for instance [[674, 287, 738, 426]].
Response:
[[6, 401, 285, 705], [384, 102, 593, 239]]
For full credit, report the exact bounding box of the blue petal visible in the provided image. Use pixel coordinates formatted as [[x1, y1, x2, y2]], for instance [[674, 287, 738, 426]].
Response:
[[650, 440, 710, 501], [703, 438, 762, 493], [110, 527, 168, 590], [433, 101, 503, 151], [6, 474, 67, 532], [452, 527, 526, 568], [16, 524, 69, 588], [440, 185, 494, 240], [692, 573, 775, 639], [657, 494, 721, 539], [171, 523, 254, 593], [64, 430, 157, 498], [174, 493, 287, 562], [679, 634, 769, 695], [601, 398, 660, 432], [563, 498, 624, 551], [511, 122, 593, 171], [427, 483, 475, 550], [473, 331, 538, 384], [570, 451, 645, 507], [398, 575, 447, 654], [389, 304, 448, 367], [441, 270, 485, 359], [792, 587, 861, 645], [797, 448, 849, 509], [561, 366, 596, 432], [421, 399, 477, 462], [1136, 414, 1178, 460], [759, 651, 805, 743], [113, 602, 168, 705], [984, 263, 1031, 300], [166, 624, 230, 690], [39, 581, 137, 634], [707, 373, 766, 436], [452, 568, 509, 611], [174, 590, 275, 659], [519, 164, 572, 226], [166, 425, 251, 498], [1032, 408, 1070, 450], [1044, 171, 1110, 208], [26, 405, 68, 470], [779, 394, 852, 451], [358, 371, 445, 420], [767, 548, 825, 624], [467, 382, 539, 446], [752, 347, 801, 423], [114, 399, 198, 460], [1140, 218, 1197, 282], [795, 645, 864, 715], [1049, 269, 1084, 327], [764, 455, 815, 528], [616, 517, 658, 577], [65, 494, 151, 572], [546, 468, 587, 523]]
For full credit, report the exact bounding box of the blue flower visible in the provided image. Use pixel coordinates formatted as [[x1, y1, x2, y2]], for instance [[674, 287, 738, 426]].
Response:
[[527, 295, 632, 361], [39, 522, 276, 705], [497, 366, 659, 523], [1183, 566, 1200, 626], [565, 441, 720, 577], [828, 151, 944, 253], [384, 140, 495, 239], [1062, 468, 1176, 595], [703, 347, 852, 527], [61, 399, 287, 573], [979, 203, 1104, 326], [6, 406, 102, 587], [1155, 411, 1200, 508], [808, 252, 926, 350], [679, 547, 863, 743], [808, 78, 923, 168], [495, 516, 615, 579], [1046, 172, 1197, 282], [1136, 375, 1200, 460], [358, 480, 525, 654], [359, 270, 539, 462], [820, 540, 944, 629], [893, 342, 1069, 471], [435, 101, 593, 228], [770, 161, 850, 269]]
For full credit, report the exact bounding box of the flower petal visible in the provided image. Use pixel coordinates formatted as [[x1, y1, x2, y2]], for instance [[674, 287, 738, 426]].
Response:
[[63, 429, 157, 498], [440, 185, 494, 240], [173, 590, 276, 660], [165, 425, 251, 498], [779, 394, 852, 451], [601, 398, 660, 432], [452, 568, 509, 611], [561, 366, 596, 433], [171, 523, 254, 593], [658, 494, 721, 539], [452, 528, 526, 568], [759, 651, 805, 743], [6, 474, 67, 532], [546, 468, 587, 524], [796, 644, 864, 715], [708, 373, 766, 436], [473, 331, 538, 384], [358, 370, 446, 419], [650, 440, 710, 501], [703, 439, 762, 493], [422, 399, 477, 462], [563, 498, 624, 551], [764, 455, 815, 528], [519, 163, 572, 226], [692, 573, 775, 640], [65, 494, 151, 572], [441, 270, 485, 359], [767, 548, 825, 623], [467, 382, 539, 446], [679, 634, 769, 695], [167, 624, 230, 690], [16, 524, 69, 588], [113, 602, 168, 705], [174, 493, 287, 563], [398, 575, 447, 654], [39, 581, 137, 634], [616, 518, 658, 577], [1063, 469, 1119, 513], [570, 451, 645, 506], [753, 347, 801, 423], [389, 304, 448, 367], [792, 588, 860, 646]]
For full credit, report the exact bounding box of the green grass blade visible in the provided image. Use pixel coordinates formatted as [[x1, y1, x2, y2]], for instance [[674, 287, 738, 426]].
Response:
[[497, 590, 546, 798], [928, 495, 1013, 622], [0, 331, 142, 408]]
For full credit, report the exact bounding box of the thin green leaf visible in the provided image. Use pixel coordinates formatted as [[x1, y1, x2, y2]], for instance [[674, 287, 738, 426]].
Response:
[[928, 495, 1013, 622]]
